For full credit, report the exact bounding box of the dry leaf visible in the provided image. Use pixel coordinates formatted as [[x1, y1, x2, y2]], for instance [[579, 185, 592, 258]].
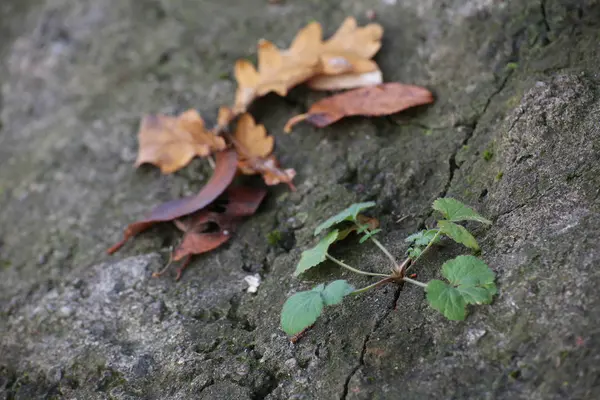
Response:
[[284, 83, 434, 132], [307, 69, 382, 91], [233, 18, 384, 113], [107, 149, 238, 254], [170, 185, 267, 278], [308, 17, 383, 91], [232, 114, 296, 189], [135, 110, 227, 174], [233, 24, 321, 114]]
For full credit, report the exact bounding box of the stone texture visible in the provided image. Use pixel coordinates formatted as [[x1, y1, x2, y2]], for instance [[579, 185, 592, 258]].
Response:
[[1, 0, 599, 399]]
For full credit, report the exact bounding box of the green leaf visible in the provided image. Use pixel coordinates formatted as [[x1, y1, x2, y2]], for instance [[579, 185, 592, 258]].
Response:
[[408, 247, 422, 260], [426, 280, 466, 320], [280, 290, 324, 335], [426, 256, 497, 319], [294, 230, 339, 276], [320, 280, 354, 306], [455, 285, 494, 305], [438, 220, 479, 250], [405, 229, 439, 247], [432, 198, 492, 225], [314, 202, 376, 235], [441, 255, 495, 287], [358, 228, 381, 244]]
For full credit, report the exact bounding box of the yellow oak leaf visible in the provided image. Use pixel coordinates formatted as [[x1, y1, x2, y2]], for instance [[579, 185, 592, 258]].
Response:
[[135, 110, 226, 174]]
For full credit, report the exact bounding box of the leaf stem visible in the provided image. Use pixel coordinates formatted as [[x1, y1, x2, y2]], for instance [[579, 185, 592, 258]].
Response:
[[369, 235, 399, 271], [326, 254, 389, 277], [407, 229, 441, 272], [402, 277, 428, 288], [351, 277, 394, 295]]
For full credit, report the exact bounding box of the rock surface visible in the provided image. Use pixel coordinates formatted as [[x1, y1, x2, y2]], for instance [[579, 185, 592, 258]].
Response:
[[1, 0, 599, 399]]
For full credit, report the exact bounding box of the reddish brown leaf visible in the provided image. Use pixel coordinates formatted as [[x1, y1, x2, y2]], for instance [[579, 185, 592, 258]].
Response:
[[107, 149, 238, 254], [170, 185, 268, 270], [284, 83, 434, 132], [224, 186, 268, 217], [173, 231, 232, 261]]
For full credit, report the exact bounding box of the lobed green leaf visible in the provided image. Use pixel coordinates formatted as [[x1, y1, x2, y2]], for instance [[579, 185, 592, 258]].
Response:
[[405, 229, 439, 247], [441, 255, 495, 287], [437, 220, 479, 250], [314, 202, 376, 236], [294, 230, 339, 276], [433, 198, 492, 225], [426, 280, 466, 320], [426, 256, 497, 320]]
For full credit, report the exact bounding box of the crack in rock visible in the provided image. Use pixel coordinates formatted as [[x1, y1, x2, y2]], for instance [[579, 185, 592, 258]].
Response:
[[340, 285, 402, 400]]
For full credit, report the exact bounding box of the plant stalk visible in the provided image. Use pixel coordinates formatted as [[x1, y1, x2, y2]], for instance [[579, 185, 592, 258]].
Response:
[[326, 254, 389, 277], [351, 276, 394, 295], [402, 277, 428, 288], [369, 236, 399, 270], [407, 229, 441, 271]]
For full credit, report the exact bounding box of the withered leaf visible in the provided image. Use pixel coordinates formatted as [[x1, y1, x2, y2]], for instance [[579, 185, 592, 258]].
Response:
[[284, 83, 434, 132], [308, 17, 383, 91], [233, 27, 320, 114], [107, 149, 238, 254], [135, 110, 227, 174], [232, 114, 296, 189], [172, 186, 267, 272], [233, 18, 384, 113]]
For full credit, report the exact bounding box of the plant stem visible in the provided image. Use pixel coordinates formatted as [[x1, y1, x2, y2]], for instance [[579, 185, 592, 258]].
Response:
[[326, 254, 389, 277], [407, 229, 441, 272], [402, 277, 428, 288], [369, 236, 399, 270], [351, 277, 394, 295]]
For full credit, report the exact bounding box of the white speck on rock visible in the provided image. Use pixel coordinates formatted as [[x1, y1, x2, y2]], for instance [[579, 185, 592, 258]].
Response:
[[244, 274, 261, 293]]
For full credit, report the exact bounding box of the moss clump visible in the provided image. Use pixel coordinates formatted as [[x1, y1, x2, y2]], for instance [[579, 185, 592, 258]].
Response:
[[267, 230, 282, 245], [483, 149, 494, 161]]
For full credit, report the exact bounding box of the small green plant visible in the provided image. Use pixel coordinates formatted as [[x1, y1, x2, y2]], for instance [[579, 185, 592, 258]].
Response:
[[280, 198, 496, 336]]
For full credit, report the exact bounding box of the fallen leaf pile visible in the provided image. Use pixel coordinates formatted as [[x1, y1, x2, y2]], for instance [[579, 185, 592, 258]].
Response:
[[108, 16, 435, 280]]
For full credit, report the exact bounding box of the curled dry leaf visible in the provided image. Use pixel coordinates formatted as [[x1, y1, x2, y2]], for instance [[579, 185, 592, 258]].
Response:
[[284, 83, 434, 132], [232, 113, 296, 189], [135, 109, 227, 174], [107, 149, 239, 254], [171, 186, 267, 278], [233, 17, 383, 113]]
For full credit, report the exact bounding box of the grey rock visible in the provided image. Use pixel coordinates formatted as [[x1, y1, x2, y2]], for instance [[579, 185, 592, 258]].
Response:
[[1, 0, 599, 399]]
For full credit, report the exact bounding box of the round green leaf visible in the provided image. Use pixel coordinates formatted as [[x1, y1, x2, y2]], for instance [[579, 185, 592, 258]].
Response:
[[280, 290, 324, 335], [320, 280, 354, 306]]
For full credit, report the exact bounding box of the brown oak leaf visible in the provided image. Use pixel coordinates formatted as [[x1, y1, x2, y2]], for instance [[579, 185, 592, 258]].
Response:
[[284, 83, 434, 132], [233, 18, 384, 113], [232, 113, 296, 189], [135, 109, 227, 174], [308, 17, 383, 91]]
